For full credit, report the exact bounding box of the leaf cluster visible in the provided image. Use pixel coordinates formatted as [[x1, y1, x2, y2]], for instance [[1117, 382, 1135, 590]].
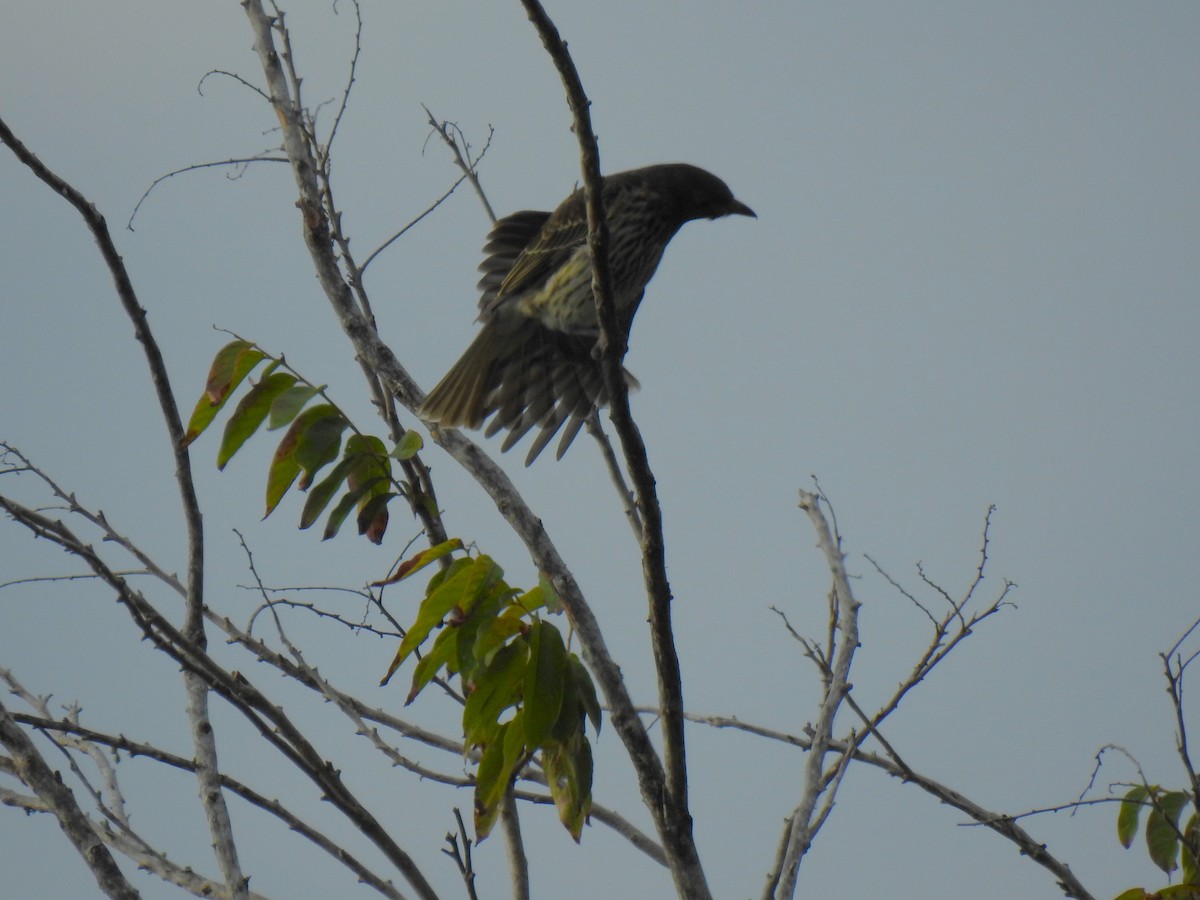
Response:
[[379, 541, 601, 840], [1115, 785, 1200, 900], [183, 339, 424, 543]]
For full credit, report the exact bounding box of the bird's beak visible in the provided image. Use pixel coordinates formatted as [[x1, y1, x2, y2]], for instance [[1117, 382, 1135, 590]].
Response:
[[727, 199, 756, 218]]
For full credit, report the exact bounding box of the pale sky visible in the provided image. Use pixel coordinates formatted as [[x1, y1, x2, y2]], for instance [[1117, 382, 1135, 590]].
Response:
[[2, 2, 1199, 898]]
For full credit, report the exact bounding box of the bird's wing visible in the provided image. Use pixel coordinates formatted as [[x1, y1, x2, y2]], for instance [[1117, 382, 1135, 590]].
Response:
[[476, 210, 552, 313], [493, 191, 589, 304]]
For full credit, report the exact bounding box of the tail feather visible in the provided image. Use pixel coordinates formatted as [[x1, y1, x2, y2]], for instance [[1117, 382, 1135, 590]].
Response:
[[420, 324, 512, 428], [422, 319, 639, 464]]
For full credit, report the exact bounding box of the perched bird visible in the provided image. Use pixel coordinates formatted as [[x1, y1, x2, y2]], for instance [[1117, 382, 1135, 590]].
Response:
[[420, 163, 755, 464]]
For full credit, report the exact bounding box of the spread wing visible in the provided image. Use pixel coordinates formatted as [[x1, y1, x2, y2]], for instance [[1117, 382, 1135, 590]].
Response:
[[476, 210, 551, 313], [478, 191, 589, 317]]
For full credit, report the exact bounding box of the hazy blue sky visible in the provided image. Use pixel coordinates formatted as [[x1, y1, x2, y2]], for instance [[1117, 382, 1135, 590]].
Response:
[[2, 2, 1198, 898]]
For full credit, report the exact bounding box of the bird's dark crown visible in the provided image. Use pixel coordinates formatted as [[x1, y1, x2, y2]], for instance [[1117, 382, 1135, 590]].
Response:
[[632, 163, 756, 222]]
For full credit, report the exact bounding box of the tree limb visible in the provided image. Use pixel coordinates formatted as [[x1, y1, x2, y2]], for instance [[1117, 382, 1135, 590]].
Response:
[[0, 699, 139, 900], [514, 3, 701, 896]]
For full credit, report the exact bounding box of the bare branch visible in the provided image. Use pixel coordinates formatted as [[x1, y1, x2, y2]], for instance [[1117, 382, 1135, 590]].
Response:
[[322, 0, 363, 161], [0, 484, 439, 900], [198, 68, 272, 101], [358, 172, 470, 276], [441, 808, 480, 900], [770, 491, 863, 897], [515, 6, 700, 896], [500, 789, 531, 900], [0, 109, 246, 897], [670, 706, 1094, 900], [585, 410, 643, 541], [0, 699, 139, 900], [5, 709, 406, 899], [232, 9, 677, 897], [422, 105, 496, 223], [127, 155, 286, 230]]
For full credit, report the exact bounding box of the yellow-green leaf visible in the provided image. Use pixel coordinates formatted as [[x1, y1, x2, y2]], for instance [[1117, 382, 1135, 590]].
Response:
[[392, 429, 424, 460], [463, 639, 528, 746], [473, 722, 509, 842], [1184, 813, 1200, 886], [1148, 790, 1190, 874], [205, 340, 265, 404], [392, 556, 493, 668], [453, 581, 515, 678], [395, 626, 458, 695], [1120, 785, 1150, 849], [472, 616, 527, 670]]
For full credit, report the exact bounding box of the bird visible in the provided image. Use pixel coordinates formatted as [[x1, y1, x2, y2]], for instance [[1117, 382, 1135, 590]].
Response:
[[419, 163, 755, 465]]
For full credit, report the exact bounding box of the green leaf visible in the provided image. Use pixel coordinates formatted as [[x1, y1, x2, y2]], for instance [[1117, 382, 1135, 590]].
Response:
[[182, 340, 268, 447], [473, 722, 510, 842], [392, 429, 424, 460], [346, 434, 392, 489], [206, 340, 266, 404], [217, 372, 297, 469], [290, 404, 348, 488], [463, 639, 528, 746], [543, 737, 593, 842], [523, 621, 566, 748], [266, 404, 345, 509], [393, 556, 497, 669], [300, 453, 357, 530], [539, 574, 562, 614], [268, 383, 324, 429], [1120, 785, 1150, 849], [398, 626, 458, 696], [472, 615, 527, 671], [502, 709, 529, 778], [568, 654, 602, 736], [1147, 790, 1190, 875], [1111, 890, 1148, 900], [551, 676, 583, 744], [511, 585, 548, 616], [320, 476, 386, 541], [454, 582, 515, 679], [1184, 812, 1200, 886], [264, 447, 301, 518]]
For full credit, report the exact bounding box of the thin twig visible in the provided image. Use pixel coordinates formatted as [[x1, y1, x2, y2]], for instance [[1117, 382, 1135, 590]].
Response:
[[422, 105, 496, 223], [441, 808, 479, 900], [127, 154, 286, 230]]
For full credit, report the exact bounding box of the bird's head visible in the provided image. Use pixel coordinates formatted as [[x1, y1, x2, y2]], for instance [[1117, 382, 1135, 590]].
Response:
[[655, 163, 756, 222]]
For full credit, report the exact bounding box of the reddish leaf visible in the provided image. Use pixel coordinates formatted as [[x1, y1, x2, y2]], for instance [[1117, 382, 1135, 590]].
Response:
[[182, 340, 268, 448], [374, 538, 464, 587], [356, 491, 393, 545], [205, 340, 265, 404]]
